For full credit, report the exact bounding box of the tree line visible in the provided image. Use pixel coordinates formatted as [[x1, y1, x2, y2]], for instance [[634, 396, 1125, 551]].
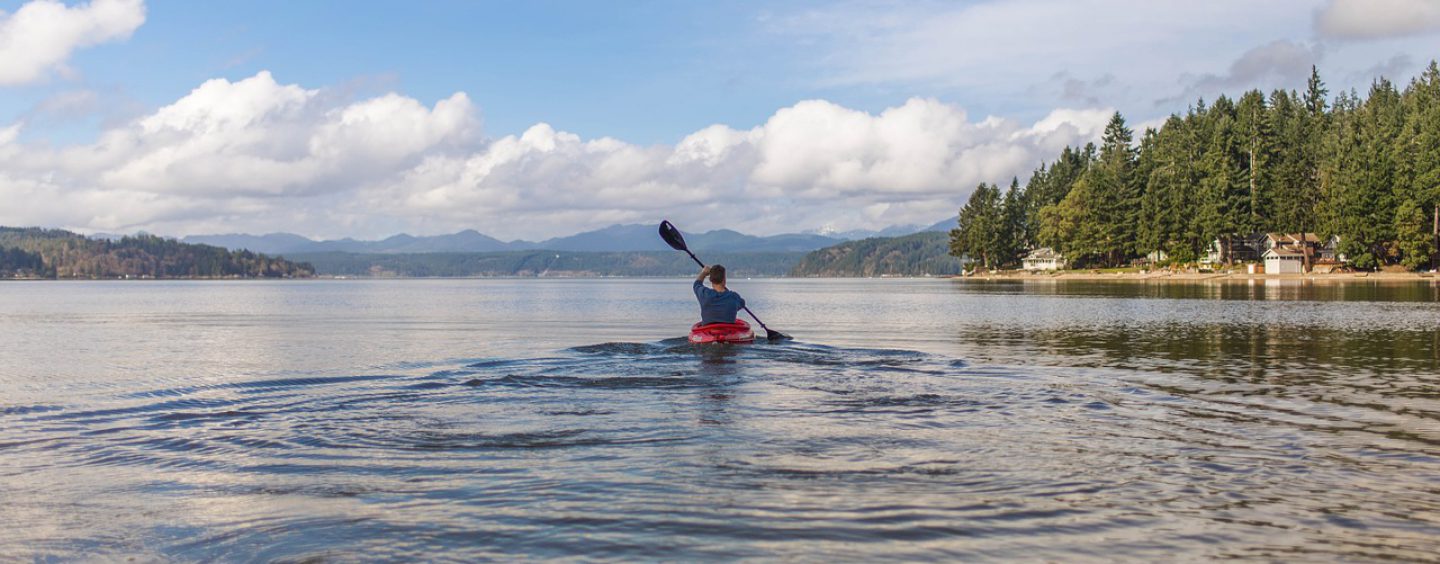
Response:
[[951, 62, 1440, 271], [0, 227, 314, 279]]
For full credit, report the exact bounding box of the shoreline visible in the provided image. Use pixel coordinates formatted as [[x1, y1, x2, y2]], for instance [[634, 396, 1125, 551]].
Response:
[[5, 272, 1437, 282], [955, 270, 1437, 283]]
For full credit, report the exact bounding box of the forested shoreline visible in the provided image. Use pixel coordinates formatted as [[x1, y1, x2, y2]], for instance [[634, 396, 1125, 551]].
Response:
[[0, 227, 314, 279], [951, 63, 1440, 271], [789, 232, 963, 277]]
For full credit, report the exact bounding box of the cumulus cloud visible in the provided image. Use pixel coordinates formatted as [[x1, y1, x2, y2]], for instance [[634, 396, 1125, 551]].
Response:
[[0, 0, 146, 85], [1, 71, 476, 233], [376, 98, 1111, 238], [0, 72, 1110, 239], [1316, 0, 1440, 39]]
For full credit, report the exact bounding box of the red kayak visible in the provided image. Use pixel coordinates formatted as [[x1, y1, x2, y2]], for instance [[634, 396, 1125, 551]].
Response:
[[689, 319, 755, 344]]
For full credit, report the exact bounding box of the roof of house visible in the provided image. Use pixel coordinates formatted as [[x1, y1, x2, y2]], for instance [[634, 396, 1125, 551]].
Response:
[[1263, 246, 1307, 258], [1266, 233, 1321, 245], [1023, 247, 1063, 260]]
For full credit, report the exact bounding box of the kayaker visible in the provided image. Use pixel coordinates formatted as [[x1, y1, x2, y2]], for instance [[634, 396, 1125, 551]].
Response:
[[694, 265, 745, 325]]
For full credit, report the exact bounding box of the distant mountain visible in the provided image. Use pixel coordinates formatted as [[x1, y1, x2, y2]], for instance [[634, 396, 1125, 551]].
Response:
[[686, 229, 843, 253], [182, 224, 846, 255], [531, 224, 842, 253], [532, 224, 670, 252], [290, 250, 805, 278], [922, 216, 957, 232], [182, 232, 318, 254], [789, 231, 965, 277], [810, 224, 926, 240]]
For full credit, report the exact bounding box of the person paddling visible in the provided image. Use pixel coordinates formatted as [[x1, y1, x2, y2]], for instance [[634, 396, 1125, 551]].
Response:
[[694, 265, 745, 325]]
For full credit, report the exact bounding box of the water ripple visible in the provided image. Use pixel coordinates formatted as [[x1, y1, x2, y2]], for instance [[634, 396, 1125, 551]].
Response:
[[3, 337, 1439, 560]]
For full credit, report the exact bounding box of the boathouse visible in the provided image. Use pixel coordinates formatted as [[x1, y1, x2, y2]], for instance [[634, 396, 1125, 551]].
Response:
[[1262, 246, 1306, 274]]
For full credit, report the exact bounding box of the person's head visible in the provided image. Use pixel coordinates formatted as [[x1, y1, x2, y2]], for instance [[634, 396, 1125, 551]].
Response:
[[709, 264, 727, 286]]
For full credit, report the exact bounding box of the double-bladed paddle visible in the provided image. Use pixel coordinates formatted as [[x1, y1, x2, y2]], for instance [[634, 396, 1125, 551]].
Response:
[[659, 220, 792, 342]]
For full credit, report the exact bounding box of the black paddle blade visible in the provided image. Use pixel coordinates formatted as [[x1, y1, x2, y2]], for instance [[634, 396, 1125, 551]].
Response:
[[764, 329, 793, 341], [658, 220, 688, 251]]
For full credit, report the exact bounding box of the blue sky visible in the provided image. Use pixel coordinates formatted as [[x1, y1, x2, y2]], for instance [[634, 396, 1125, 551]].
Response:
[[5, 1, 860, 145], [1, 0, 1438, 239]]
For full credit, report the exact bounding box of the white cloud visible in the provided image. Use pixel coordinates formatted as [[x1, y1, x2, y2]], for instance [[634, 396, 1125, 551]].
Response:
[[80, 71, 476, 198], [0, 72, 1111, 239], [1316, 0, 1440, 39], [0, 0, 146, 85], [338, 98, 1111, 239]]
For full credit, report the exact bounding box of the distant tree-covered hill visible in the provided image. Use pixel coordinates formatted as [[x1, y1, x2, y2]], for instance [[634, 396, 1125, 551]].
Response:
[[0, 227, 314, 279], [287, 250, 804, 277], [183, 224, 847, 255], [788, 232, 966, 277]]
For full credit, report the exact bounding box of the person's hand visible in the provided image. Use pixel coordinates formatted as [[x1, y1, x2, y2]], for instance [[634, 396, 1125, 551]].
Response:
[[700, 266, 712, 276]]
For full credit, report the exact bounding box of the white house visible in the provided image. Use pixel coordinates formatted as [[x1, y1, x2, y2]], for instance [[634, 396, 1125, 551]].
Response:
[[1022, 247, 1066, 271], [1203, 234, 1267, 265], [1262, 246, 1306, 274]]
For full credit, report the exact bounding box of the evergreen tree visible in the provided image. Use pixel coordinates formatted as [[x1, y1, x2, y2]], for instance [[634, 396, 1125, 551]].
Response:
[[1395, 199, 1436, 270], [1236, 89, 1275, 231], [1087, 112, 1140, 266], [950, 183, 1005, 269], [1197, 97, 1250, 263], [1402, 62, 1440, 268], [1000, 177, 1027, 266], [1038, 176, 1104, 266]]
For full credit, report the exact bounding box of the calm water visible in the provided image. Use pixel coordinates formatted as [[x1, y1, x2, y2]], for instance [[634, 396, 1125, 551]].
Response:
[[2, 278, 1439, 561]]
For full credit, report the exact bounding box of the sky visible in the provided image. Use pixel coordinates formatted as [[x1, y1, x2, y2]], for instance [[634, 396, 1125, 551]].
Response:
[[0, 0, 1438, 240]]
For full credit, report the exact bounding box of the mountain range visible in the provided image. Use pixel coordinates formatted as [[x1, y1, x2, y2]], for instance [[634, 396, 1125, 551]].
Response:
[[178, 219, 957, 256]]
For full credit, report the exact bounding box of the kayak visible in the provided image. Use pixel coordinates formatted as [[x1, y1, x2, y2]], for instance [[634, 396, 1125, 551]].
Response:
[[689, 319, 755, 344]]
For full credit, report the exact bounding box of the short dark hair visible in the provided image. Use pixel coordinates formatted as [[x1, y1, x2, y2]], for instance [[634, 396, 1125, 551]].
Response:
[[709, 264, 726, 285]]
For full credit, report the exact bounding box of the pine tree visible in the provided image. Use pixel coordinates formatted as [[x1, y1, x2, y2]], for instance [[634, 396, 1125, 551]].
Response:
[[1000, 177, 1026, 267], [1087, 112, 1139, 266], [1197, 96, 1249, 263], [1403, 62, 1440, 269], [950, 183, 1005, 270], [1395, 199, 1436, 270], [1236, 89, 1275, 232]]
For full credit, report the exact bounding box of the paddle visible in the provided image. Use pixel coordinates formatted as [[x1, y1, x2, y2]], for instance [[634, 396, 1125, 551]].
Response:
[[659, 220, 792, 341]]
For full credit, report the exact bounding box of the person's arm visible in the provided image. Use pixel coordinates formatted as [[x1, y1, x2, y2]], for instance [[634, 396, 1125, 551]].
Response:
[[694, 266, 711, 299]]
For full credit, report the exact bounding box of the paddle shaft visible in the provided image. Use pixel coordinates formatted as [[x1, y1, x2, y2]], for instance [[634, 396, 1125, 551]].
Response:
[[681, 250, 774, 335]]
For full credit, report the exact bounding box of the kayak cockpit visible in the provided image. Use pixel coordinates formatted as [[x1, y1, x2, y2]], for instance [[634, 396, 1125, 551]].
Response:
[[688, 319, 755, 344]]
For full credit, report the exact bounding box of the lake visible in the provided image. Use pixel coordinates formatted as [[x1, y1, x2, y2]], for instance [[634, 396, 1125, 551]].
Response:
[[2, 278, 1439, 561]]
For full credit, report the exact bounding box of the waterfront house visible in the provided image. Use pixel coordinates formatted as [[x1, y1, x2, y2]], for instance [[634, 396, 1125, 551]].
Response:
[[1203, 234, 1267, 265], [1022, 247, 1066, 271], [1264, 233, 1319, 249], [1263, 233, 1346, 260], [1262, 246, 1306, 274]]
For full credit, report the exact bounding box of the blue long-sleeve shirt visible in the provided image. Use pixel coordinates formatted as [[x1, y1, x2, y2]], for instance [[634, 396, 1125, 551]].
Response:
[[694, 280, 745, 325]]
